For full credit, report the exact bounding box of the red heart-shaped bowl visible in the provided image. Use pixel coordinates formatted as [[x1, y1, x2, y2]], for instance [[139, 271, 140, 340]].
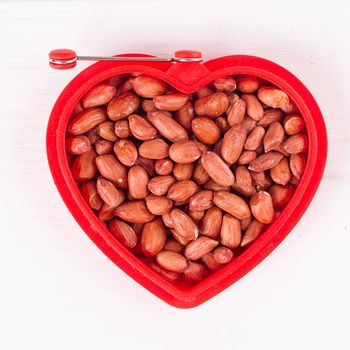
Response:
[[46, 52, 327, 308]]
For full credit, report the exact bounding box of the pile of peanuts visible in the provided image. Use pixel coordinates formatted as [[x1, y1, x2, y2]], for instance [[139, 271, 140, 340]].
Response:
[[66, 73, 307, 284]]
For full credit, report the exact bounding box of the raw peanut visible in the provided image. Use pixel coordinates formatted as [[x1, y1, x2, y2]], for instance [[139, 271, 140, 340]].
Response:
[[187, 209, 205, 221], [213, 246, 234, 264], [244, 126, 265, 151], [114, 200, 155, 223], [191, 117, 220, 145], [113, 139, 138, 166], [153, 92, 189, 111], [95, 155, 127, 189], [221, 126, 247, 164], [72, 100, 84, 116], [135, 156, 156, 176], [257, 86, 293, 112], [255, 144, 264, 155], [220, 214, 241, 249], [173, 163, 194, 181], [114, 120, 131, 138], [109, 219, 138, 248], [199, 206, 223, 238], [145, 195, 173, 215], [175, 101, 194, 132], [236, 75, 260, 93], [167, 180, 198, 202], [270, 158, 292, 185], [95, 139, 113, 155], [170, 228, 191, 246], [169, 140, 201, 163], [269, 184, 294, 207], [233, 166, 256, 197], [162, 212, 174, 228], [128, 114, 157, 141], [214, 76, 236, 91], [81, 82, 116, 108], [240, 214, 252, 231], [108, 74, 125, 88], [155, 158, 173, 175], [240, 115, 257, 134], [139, 139, 169, 159], [283, 113, 304, 135], [227, 99, 246, 126], [203, 179, 231, 192], [80, 181, 103, 210], [213, 138, 223, 156], [98, 203, 116, 221], [86, 126, 100, 145], [196, 86, 214, 98], [66, 135, 91, 154], [250, 171, 273, 191], [290, 153, 306, 180], [164, 239, 184, 254], [189, 190, 213, 211], [241, 94, 264, 121], [68, 108, 107, 135], [283, 134, 308, 154], [142, 100, 157, 112], [148, 175, 176, 196], [271, 140, 291, 157], [107, 92, 139, 121], [290, 175, 300, 185], [184, 261, 207, 283], [191, 136, 208, 153], [241, 220, 265, 247], [192, 161, 210, 185], [147, 111, 188, 142], [141, 219, 166, 257], [248, 151, 283, 172], [250, 191, 274, 224], [97, 121, 117, 142], [201, 252, 221, 271], [132, 223, 144, 236], [213, 191, 251, 219], [257, 109, 284, 128], [194, 92, 230, 118], [132, 75, 167, 98], [185, 237, 219, 260], [237, 150, 257, 165], [128, 165, 149, 199], [96, 178, 125, 207], [263, 121, 285, 152], [215, 116, 229, 135], [149, 262, 180, 282], [156, 251, 188, 273], [71, 149, 97, 181], [201, 151, 235, 186], [227, 93, 240, 106], [170, 208, 199, 241], [116, 78, 134, 96]]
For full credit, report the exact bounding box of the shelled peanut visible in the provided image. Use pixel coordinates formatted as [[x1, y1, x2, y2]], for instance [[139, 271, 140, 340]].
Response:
[[66, 73, 307, 285]]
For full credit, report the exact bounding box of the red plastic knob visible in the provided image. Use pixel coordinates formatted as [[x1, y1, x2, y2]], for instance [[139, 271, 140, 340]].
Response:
[[174, 50, 202, 59], [49, 49, 77, 70]]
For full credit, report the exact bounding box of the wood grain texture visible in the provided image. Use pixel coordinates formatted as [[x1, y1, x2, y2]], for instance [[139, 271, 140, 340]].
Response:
[[0, 1, 349, 349]]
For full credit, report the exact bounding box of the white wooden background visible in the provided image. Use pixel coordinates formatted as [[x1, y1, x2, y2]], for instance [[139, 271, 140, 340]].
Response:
[[1, 1, 349, 349]]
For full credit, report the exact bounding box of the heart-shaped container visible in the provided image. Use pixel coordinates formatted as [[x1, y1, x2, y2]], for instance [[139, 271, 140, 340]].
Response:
[[46, 50, 327, 308]]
